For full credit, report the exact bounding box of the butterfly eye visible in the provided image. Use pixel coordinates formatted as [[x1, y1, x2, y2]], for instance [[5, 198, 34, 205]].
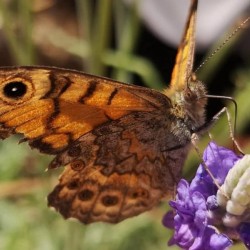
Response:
[[3, 81, 27, 99]]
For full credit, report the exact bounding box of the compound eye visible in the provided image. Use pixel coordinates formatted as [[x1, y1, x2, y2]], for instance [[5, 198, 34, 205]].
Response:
[[3, 81, 27, 99]]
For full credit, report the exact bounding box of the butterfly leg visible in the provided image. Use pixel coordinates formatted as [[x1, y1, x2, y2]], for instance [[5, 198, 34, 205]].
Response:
[[191, 106, 244, 197], [209, 107, 243, 154], [195, 107, 244, 154]]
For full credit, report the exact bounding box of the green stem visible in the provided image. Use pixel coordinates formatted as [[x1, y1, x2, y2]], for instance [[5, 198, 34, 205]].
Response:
[[18, 0, 35, 64], [75, 0, 92, 70], [111, 1, 141, 82], [91, 0, 112, 75]]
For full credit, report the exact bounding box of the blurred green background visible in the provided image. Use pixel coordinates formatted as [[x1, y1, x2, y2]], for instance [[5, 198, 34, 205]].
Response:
[[0, 1, 249, 249]]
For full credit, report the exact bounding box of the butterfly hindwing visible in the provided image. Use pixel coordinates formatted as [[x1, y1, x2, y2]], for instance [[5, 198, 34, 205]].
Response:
[[48, 111, 190, 223], [48, 164, 164, 224]]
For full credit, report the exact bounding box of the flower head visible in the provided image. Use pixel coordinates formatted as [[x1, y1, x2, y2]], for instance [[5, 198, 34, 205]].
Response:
[[163, 179, 231, 250], [163, 142, 250, 250]]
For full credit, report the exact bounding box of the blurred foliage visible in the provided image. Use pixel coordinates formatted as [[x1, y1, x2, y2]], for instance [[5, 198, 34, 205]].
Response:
[[0, 0, 249, 250]]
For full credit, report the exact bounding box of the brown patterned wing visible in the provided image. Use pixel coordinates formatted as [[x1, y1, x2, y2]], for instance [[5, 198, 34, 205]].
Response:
[[48, 111, 190, 223]]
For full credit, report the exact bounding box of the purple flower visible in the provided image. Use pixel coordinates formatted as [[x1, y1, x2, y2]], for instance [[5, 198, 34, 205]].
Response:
[[163, 180, 232, 250], [238, 223, 250, 249], [162, 141, 249, 250], [190, 142, 241, 198]]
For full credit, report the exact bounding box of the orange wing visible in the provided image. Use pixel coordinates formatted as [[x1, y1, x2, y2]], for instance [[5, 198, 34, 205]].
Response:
[[165, 0, 198, 96], [0, 66, 171, 154]]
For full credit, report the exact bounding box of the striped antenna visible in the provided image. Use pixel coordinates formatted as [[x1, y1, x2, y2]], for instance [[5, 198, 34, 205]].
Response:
[[195, 16, 250, 73]]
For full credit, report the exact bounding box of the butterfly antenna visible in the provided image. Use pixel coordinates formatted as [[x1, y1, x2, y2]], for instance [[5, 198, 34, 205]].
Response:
[[195, 16, 250, 73]]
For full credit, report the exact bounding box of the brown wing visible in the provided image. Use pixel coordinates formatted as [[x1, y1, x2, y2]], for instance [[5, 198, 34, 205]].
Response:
[[0, 66, 170, 154], [47, 111, 190, 223]]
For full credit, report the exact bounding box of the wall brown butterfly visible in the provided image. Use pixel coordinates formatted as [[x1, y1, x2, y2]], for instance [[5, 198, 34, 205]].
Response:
[[0, 0, 206, 224]]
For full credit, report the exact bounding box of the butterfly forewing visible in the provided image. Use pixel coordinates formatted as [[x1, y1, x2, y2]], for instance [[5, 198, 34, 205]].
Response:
[[0, 67, 170, 152], [168, 0, 197, 92]]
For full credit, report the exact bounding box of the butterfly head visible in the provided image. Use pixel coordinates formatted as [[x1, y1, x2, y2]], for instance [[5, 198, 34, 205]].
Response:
[[183, 77, 207, 129], [184, 77, 207, 106], [165, 75, 207, 130]]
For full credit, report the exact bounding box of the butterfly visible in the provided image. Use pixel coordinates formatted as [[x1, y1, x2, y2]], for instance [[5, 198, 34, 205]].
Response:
[[0, 0, 206, 224]]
